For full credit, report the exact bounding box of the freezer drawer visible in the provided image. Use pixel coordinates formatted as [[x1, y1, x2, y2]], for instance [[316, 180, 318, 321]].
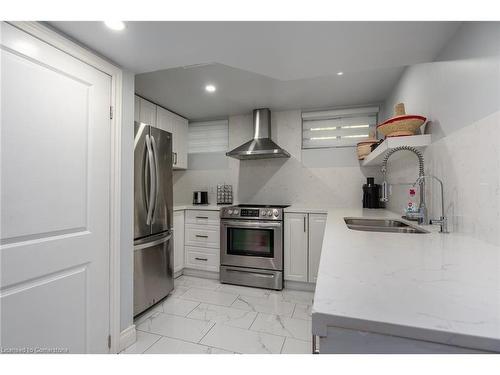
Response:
[[134, 232, 173, 316]]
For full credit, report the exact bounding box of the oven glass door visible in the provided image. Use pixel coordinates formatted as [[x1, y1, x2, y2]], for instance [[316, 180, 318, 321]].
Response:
[[227, 227, 274, 257], [221, 219, 283, 270]]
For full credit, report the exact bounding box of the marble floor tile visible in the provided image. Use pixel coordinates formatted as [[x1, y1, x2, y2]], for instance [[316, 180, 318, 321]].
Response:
[[281, 337, 312, 354], [144, 336, 233, 354], [169, 285, 189, 297], [134, 308, 161, 326], [121, 331, 161, 354], [250, 313, 312, 341], [217, 284, 271, 298], [187, 303, 258, 329], [175, 276, 221, 290], [153, 297, 199, 317], [280, 289, 314, 305], [200, 324, 285, 354], [231, 294, 295, 317], [180, 287, 238, 306], [292, 304, 312, 321], [136, 312, 214, 343]]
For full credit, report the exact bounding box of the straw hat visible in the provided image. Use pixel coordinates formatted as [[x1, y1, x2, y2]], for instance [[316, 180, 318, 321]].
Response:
[[377, 103, 426, 137]]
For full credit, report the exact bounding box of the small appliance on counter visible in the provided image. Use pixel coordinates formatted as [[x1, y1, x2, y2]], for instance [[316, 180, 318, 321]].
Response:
[[217, 184, 233, 205], [362, 177, 383, 208], [193, 191, 209, 205]]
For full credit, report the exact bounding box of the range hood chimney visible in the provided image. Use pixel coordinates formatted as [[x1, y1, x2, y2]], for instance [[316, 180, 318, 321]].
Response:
[[226, 108, 290, 160]]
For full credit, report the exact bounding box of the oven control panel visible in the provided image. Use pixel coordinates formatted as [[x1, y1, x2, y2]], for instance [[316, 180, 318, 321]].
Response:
[[221, 206, 284, 220], [241, 209, 260, 217]]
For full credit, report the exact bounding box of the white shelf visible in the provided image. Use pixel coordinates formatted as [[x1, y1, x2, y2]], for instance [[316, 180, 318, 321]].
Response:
[[361, 134, 432, 167]]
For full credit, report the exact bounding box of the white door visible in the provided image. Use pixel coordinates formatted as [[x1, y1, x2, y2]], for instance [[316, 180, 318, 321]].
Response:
[[308, 214, 327, 283], [284, 213, 308, 282], [0, 23, 112, 353], [173, 210, 185, 274]]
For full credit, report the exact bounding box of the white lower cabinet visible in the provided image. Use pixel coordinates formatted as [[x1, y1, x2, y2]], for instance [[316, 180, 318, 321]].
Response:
[[284, 213, 309, 282], [183, 209, 220, 272], [308, 213, 327, 283], [173, 210, 185, 274], [184, 246, 219, 272], [284, 212, 327, 284]]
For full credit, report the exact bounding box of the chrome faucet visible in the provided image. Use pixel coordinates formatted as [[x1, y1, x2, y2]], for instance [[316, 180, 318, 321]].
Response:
[[380, 146, 428, 224], [414, 175, 448, 233]]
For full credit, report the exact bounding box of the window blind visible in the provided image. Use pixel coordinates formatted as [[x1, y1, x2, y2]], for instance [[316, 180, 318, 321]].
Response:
[[188, 120, 229, 153], [302, 106, 378, 149]]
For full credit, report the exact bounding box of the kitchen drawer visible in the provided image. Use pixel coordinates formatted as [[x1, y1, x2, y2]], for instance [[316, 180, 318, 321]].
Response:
[[185, 247, 219, 272], [185, 210, 220, 226], [185, 224, 220, 248]]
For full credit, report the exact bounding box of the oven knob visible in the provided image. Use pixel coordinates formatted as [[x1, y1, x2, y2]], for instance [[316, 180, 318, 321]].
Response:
[[228, 209, 233, 215], [233, 209, 239, 215], [273, 209, 279, 217], [267, 210, 272, 216]]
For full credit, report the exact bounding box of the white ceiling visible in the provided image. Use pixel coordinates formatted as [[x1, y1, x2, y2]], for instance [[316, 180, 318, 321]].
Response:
[[49, 21, 461, 120], [135, 63, 405, 120]]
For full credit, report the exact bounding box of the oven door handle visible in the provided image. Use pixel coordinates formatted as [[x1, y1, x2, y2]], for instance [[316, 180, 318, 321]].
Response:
[[221, 220, 282, 228]]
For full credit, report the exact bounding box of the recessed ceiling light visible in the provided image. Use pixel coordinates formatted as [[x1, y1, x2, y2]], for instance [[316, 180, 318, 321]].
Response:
[[205, 84, 216, 93], [104, 21, 126, 31], [337, 71, 344, 76]]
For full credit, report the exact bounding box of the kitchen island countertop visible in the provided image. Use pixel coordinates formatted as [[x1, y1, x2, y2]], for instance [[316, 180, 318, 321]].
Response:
[[312, 208, 500, 352]]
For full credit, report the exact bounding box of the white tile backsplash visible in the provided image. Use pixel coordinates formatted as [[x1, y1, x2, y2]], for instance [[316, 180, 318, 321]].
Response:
[[174, 110, 379, 207]]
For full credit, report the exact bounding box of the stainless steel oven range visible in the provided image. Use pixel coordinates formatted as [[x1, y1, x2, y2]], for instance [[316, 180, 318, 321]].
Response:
[[220, 204, 289, 290]]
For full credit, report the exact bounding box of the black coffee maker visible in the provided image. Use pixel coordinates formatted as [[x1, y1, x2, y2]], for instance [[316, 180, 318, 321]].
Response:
[[362, 177, 383, 209]]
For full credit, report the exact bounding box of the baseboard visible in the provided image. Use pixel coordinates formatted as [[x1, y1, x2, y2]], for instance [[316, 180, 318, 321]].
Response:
[[182, 268, 219, 280], [285, 280, 316, 292], [174, 269, 183, 278], [118, 324, 136, 352]]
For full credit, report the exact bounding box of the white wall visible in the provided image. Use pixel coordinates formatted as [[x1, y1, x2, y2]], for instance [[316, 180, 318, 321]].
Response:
[[120, 70, 135, 331], [173, 110, 380, 208], [380, 22, 500, 246]]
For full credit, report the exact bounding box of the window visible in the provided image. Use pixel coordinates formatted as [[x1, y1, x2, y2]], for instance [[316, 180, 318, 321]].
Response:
[[188, 120, 229, 153], [302, 106, 379, 149]]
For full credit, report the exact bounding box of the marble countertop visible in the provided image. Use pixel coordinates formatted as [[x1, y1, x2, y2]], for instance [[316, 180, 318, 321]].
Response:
[[174, 204, 329, 213], [284, 205, 328, 214], [312, 208, 500, 352], [173, 204, 226, 211]]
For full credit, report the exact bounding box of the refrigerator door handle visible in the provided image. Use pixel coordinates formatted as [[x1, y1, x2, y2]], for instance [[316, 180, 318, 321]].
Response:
[[150, 134, 159, 222], [134, 232, 172, 250], [145, 134, 156, 225]]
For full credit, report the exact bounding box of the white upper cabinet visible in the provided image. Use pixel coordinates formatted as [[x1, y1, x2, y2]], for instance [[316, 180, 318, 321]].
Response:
[[134, 95, 188, 169], [284, 213, 308, 283], [172, 112, 188, 169], [138, 97, 157, 127], [308, 213, 327, 283], [156, 106, 173, 133]]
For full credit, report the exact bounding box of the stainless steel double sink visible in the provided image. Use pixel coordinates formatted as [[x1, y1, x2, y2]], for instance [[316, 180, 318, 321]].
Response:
[[344, 217, 429, 234]]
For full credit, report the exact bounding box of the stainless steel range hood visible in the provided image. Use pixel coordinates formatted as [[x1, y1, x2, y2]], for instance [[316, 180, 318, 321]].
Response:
[[226, 108, 290, 160]]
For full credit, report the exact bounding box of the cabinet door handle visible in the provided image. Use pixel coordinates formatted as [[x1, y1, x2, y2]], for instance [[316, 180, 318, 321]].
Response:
[[195, 234, 208, 238], [196, 216, 209, 219], [195, 257, 208, 261], [172, 152, 177, 165], [304, 215, 307, 232]]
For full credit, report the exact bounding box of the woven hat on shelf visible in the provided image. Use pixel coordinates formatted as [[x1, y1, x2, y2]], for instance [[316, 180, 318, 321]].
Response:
[[377, 103, 426, 137]]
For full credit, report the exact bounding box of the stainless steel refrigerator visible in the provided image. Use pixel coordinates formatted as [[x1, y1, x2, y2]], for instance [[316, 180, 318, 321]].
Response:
[[134, 121, 174, 316]]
